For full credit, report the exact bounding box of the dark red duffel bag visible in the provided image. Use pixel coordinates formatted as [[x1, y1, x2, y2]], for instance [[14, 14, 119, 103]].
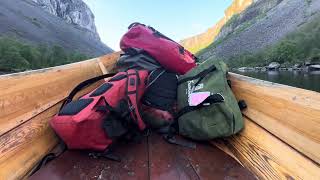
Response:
[[120, 22, 197, 75], [50, 69, 148, 151]]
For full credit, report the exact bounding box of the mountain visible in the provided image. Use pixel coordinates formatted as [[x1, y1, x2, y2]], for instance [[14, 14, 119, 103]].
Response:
[[31, 0, 100, 40], [197, 0, 320, 62], [180, 0, 255, 54], [0, 0, 113, 57]]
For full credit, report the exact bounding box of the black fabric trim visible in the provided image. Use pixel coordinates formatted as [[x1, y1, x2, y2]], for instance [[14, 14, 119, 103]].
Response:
[[102, 99, 130, 139], [128, 22, 145, 29], [109, 74, 127, 82], [143, 69, 177, 111], [129, 78, 135, 86], [176, 94, 224, 119], [59, 98, 93, 116], [178, 46, 185, 55], [60, 73, 116, 111], [89, 83, 113, 97], [127, 91, 137, 94], [178, 65, 216, 85], [227, 80, 232, 88], [144, 88, 177, 98]]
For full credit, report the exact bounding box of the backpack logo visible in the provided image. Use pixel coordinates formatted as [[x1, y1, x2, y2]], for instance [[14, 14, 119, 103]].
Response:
[[186, 80, 204, 105]]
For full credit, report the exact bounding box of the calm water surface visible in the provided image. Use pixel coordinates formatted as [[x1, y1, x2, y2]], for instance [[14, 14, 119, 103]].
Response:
[[234, 70, 320, 93]]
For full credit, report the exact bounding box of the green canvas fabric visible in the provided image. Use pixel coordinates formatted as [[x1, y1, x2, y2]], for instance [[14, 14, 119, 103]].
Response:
[[177, 58, 244, 140]]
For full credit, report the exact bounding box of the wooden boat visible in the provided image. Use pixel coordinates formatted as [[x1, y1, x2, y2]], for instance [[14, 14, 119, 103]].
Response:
[[0, 52, 319, 180]]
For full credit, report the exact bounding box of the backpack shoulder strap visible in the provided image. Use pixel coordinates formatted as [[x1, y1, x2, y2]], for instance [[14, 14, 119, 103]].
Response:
[[126, 69, 146, 130]]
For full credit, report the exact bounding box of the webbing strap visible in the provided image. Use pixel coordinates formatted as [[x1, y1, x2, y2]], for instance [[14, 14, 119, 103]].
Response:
[[60, 73, 116, 110], [178, 65, 216, 85], [126, 70, 146, 130]]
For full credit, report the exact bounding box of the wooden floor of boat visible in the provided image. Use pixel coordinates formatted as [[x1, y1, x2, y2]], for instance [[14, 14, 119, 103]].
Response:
[[30, 134, 255, 180]]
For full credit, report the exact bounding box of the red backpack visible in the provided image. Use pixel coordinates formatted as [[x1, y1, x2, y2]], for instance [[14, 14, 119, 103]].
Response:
[[120, 23, 197, 75], [50, 70, 148, 153]]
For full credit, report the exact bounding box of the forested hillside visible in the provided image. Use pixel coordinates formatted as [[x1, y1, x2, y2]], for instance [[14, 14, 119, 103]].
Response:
[[182, 0, 320, 68], [0, 37, 89, 73], [0, 0, 112, 73]]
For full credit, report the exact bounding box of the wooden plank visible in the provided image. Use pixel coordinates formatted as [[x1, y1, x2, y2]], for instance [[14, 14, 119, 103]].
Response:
[[30, 138, 149, 180], [0, 52, 119, 180], [99, 51, 121, 73], [181, 138, 255, 180], [0, 78, 107, 180], [0, 53, 118, 136], [0, 59, 99, 136], [148, 134, 255, 180], [212, 117, 320, 180], [0, 103, 59, 180], [148, 134, 200, 180], [228, 73, 320, 164]]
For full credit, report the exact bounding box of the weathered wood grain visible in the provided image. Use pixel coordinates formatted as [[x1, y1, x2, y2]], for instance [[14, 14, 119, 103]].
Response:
[[228, 73, 320, 164], [0, 109, 59, 180], [30, 138, 149, 180], [98, 52, 120, 72], [0, 53, 118, 136], [212, 117, 320, 180], [0, 52, 119, 180]]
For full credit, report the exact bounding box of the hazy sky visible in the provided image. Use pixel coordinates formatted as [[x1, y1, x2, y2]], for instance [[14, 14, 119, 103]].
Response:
[[83, 0, 232, 50]]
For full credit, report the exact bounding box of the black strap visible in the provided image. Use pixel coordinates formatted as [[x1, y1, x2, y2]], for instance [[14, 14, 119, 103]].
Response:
[[89, 146, 121, 162], [60, 73, 116, 110], [29, 141, 67, 175], [175, 93, 225, 119], [163, 135, 196, 149], [128, 22, 145, 29], [178, 65, 217, 85]]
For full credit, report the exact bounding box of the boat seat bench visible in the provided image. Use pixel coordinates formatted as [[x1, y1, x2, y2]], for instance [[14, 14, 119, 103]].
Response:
[[30, 134, 255, 180]]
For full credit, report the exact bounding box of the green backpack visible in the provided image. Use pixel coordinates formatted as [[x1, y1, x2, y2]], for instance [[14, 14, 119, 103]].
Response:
[[177, 58, 244, 140]]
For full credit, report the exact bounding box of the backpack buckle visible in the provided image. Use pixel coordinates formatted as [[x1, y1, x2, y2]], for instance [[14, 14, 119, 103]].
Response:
[[128, 105, 135, 112]]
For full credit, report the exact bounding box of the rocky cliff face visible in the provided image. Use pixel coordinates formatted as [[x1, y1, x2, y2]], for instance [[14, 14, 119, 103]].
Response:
[[0, 0, 112, 56], [199, 0, 320, 60], [31, 0, 100, 40], [180, 0, 254, 53]]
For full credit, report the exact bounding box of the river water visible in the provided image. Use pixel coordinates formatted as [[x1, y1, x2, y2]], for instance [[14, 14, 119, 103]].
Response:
[[233, 70, 320, 93]]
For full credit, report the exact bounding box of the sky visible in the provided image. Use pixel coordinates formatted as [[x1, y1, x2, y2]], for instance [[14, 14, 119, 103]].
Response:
[[83, 0, 233, 50]]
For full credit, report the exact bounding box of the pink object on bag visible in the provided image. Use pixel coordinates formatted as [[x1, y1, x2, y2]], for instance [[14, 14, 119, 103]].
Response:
[[189, 92, 211, 106], [120, 23, 197, 75]]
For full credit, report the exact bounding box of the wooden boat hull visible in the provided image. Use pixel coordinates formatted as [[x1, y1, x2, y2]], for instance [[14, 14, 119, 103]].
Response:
[[0, 52, 319, 179]]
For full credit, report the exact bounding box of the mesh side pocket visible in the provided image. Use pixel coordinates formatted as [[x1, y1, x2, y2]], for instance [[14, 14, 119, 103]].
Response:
[[59, 98, 93, 116]]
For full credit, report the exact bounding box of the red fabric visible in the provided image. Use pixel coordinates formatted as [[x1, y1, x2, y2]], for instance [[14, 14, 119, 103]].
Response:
[[126, 69, 146, 130], [50, 70, 148, 151], [120, 25, 196, 75]]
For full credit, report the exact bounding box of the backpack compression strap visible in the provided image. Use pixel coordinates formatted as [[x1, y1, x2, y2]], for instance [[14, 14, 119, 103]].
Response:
[[126, 69, 146, 130]]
